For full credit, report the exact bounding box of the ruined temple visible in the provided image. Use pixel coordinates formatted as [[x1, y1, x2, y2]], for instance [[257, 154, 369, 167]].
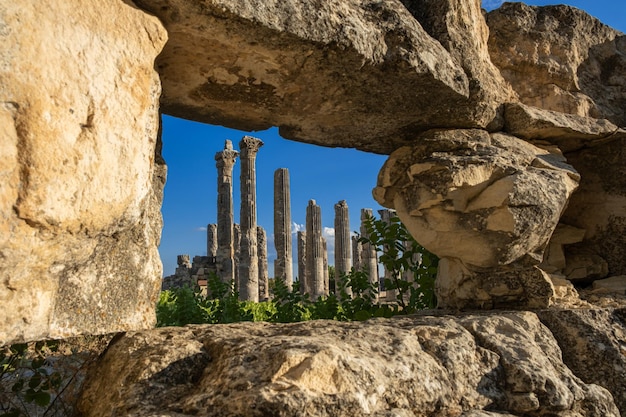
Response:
[[2, 0, 626, 415]]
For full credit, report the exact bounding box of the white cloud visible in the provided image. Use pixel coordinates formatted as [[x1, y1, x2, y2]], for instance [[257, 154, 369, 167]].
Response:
[[195, 226, 207, 232], [323, 227, 335, 239], [291, 222, 305, 234]]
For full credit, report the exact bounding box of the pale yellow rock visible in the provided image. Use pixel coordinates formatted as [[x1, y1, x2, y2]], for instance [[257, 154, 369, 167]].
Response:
[[0, 0, 167, 344], [487, 3, 625, 127], [76, 314, 620, 417], [133, 0, 512, 153], [375, 129, 579, 269]]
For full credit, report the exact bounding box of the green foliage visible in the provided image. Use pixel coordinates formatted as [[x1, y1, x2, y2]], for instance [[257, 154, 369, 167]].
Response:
[[270, 279, 312, 323], [156, 216, 437, 327], [360, 213, 438, 312], [0, 342, 63, 417]]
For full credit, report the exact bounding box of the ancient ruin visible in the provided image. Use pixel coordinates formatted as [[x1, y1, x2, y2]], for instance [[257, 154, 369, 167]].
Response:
[[273, 168, 293, 290], [305, 200, 326, 299], [215, 140, 238, 286], [3, 0, 626, 414], [238, 136, 263, 302]]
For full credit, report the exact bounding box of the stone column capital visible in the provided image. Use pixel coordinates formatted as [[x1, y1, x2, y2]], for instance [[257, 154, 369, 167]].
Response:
[[239, 136, 264, 157]]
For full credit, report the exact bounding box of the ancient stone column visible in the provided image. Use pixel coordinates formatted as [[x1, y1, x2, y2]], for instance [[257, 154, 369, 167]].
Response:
[[323, 238, 329, 295], [215, 140, 238, 285], [238, 136, 263, 302], [306, 200, 325, 299], [379, 208, 397, 301], [257, 226, 269, 301], [274, 168, 293, 291], [297, 231, 307, 294], [207, 223, 218, 259], [334, 200, 352, 296], [233, 223, 241, 293], [361, 208, 379, 302], [352, 235, 363, 272]]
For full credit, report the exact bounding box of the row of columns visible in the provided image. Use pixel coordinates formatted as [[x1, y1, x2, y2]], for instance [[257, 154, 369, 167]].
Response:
[[212, 136, 395, 301]]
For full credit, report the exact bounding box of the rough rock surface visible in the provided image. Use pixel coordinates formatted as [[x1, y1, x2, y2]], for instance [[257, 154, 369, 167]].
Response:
[[487, 3, 625, 127], [134, 0, 512, 153], [0, 0, 167, 343], [373, 129, 579, 308], [537, 308, 626, 414], [77, 312, 619, 417], [559, 137, 626, 279]]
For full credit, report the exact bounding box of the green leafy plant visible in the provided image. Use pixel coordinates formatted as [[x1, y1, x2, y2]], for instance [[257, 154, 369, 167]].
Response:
[[270, 279, 313, 323], [0, 342, 63, 417], [360, 214, 438, 312]]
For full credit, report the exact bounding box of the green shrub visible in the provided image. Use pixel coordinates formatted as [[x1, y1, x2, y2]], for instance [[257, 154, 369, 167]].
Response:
[[156, 216, 438, 327], [361, 214, 438, 312], [0, 342, 62, 417]]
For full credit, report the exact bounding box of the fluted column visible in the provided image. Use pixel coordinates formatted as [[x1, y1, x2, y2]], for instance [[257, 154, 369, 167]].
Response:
[[233, 223, 241, 293], [334, 200, 352, 297], [306, 200, 325, 299], [215, 140, 238, 285], [274, 168, 293, 290], [238, 136, 263, 302], [379, 208, 397, 300], [257, 226, 269, 301], [361, 208, 379, 302], [207, 223, 218, 259], [352, 235, 362, 272], [297, 231, 307, 294], [323, 238, 329, 295]]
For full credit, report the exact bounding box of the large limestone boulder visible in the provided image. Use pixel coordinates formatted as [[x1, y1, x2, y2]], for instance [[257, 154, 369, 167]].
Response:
[[134, 0, 513, 154], [0, 0, 167, 343], [77, 312, 619, 417], [374, 129, 579, 308], [486, 3, 625, 127]]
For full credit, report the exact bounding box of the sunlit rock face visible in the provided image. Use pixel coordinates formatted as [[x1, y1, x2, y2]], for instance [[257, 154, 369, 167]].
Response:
[[134, 0, 514, 154], [0, 0, 167, 343], [374, 128, 580, 308], [486, 2, 625, 127], [77, 313, 620, 417]]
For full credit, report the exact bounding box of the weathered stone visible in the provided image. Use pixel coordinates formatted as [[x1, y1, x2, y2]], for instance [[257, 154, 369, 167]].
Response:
[[297, 231, 307, 294], [0, 0, 167, 343], [274, 168, 293, 290], [334, 201, 352, 277], [133, 0, 512, 154], [487, 3, 625, 127], [238, 136, 263, 302], [257, 226, 269, 301], [374, 129, 579, 268], [374, 129, 580, 308], [215, 141, 238, 285], [504, 102, 625, 153], [591, 276, 626, 295], [360, 208, 380, 301], [399, 0, 516, 131], [435, 258, 556, 310], [560, 138, 626, 279], [305, 200, 325, 299], [334, 200, 352, 297], [537, 308, 626, 415], [77, 312, 619, 417], [206, 224, 218, 259], [352, 235, 363, 273], [540, 224, 586, 274]]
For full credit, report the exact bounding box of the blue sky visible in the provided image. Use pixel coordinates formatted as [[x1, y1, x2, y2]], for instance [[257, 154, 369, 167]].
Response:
[[159, 0, 625, 278]]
